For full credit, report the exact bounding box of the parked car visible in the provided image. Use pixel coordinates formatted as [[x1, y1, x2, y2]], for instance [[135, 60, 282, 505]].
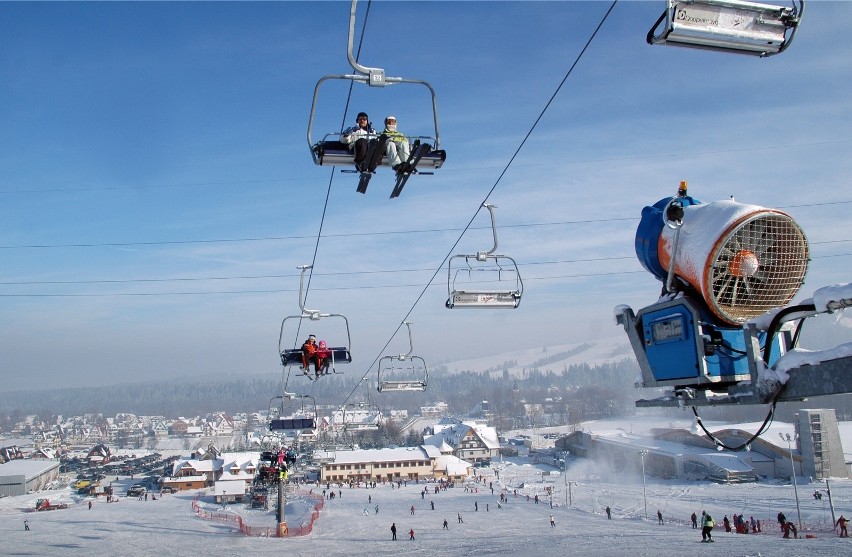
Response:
[[126, 485, 146, 497], [160, 486, 177, 494]]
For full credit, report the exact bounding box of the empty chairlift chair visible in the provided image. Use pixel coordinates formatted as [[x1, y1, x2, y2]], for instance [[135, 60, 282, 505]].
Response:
[[377, 321, 428, 392], [268, 393, 318, 432], [341, 401, 382, 432], [446, 204, 523, 309], [646, 0, 804, 57]]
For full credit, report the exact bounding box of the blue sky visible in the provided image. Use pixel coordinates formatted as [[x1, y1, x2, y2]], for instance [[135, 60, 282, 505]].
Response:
[[1, 1, 850, 392]]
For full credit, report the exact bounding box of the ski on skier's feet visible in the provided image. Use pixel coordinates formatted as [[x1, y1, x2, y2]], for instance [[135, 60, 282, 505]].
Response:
[[355, 135, 388, 194], [356, 171, 373, 194], [390, 141, 431, 199], [365, 134, 388, 172]]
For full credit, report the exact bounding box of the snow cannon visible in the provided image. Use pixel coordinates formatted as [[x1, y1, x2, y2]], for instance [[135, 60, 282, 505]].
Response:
[[635, 186, 809, 325], [616, 182, 811, 402]]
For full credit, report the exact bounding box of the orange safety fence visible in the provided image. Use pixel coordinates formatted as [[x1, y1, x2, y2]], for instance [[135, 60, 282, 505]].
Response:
[[192, 490, 325, 538]]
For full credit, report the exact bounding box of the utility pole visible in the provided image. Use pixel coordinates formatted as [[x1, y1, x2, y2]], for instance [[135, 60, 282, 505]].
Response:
[[826, 479, 837, 528], [638, 450, 649, 519], [567, 480, 577, 507], [781, 433, 803, 533], [277, 469, 288, 537]]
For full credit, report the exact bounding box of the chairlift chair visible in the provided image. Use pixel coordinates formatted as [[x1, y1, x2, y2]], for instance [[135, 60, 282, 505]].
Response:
[[278, 265, 352, 377], [306, 0, 446, 172], [341, 401, 381, 432], [268, 393, 318, 432], [377, 322, 428, 392], [647, 0, 804, 57], [446, 204, 523, 309]]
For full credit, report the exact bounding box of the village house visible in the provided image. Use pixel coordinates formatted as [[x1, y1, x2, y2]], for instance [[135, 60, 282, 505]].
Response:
[[423, 418, 500, 463], [420, 402, 450, 418], [86, 443, 112, 464], [163, 446, 258, 494]]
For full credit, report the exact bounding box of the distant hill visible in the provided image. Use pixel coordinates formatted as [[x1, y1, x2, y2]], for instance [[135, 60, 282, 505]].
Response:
[[441, 336, 634, 378], [0, 337, 637, 419]]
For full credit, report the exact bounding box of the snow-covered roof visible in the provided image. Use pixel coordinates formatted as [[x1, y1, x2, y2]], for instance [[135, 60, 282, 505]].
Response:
[[421, 445, 442, 459], [425, 420, 500, 450], [0, 459, 60, 478], [174, 459, 217, 473], [213, 479, 248, 496], [326, 446, 433, 465], [699, 453, 753, 472], [434, 454, 473, 477]]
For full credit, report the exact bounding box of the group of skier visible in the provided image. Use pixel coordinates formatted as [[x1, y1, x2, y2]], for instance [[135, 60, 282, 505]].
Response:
[[339, 111, 435, 197], [718, 513, 761, 534], [300, 334, 331, 378], [341, 113, 413, 175]]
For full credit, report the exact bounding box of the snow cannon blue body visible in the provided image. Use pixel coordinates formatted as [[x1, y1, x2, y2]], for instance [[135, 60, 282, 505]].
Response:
[[616, 185, 809, 399], [634, 192, 701, 281]]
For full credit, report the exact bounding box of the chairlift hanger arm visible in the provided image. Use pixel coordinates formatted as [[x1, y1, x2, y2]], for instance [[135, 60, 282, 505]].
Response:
[[478, 203, 499, 260], [347, 0, 383, 80], [399, 321, 415, 360], [297, 264, 319, 317]]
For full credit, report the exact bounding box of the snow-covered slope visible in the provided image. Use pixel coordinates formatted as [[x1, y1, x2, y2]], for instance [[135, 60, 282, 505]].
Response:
[[440, 336, 634, 378]]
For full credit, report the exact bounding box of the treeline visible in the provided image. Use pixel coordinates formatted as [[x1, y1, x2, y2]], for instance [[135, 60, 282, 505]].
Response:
[[4, 358, 844, 427], [1, 360, 638, 423]]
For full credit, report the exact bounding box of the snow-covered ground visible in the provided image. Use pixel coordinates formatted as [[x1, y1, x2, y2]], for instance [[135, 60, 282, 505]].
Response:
[[3, 425, 851, 556]]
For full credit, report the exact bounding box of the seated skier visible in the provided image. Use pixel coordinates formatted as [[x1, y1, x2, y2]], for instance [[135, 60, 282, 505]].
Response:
[[315, 340, 332, 377], [341, 112, 381, 172], [301, 335, 319, 371], [382, 115, 410, 174]]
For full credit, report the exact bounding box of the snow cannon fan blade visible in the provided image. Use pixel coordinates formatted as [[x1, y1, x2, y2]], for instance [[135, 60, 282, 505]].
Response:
[[656, 200, 809, 325]]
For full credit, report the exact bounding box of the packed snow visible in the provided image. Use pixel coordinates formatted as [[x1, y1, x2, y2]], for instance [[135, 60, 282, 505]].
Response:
[[3, 420, 851, 556]]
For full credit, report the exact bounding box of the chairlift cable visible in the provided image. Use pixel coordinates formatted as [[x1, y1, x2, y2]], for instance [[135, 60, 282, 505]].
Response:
[[283, 1, 374, 393], [335, 1, 619, 411]]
